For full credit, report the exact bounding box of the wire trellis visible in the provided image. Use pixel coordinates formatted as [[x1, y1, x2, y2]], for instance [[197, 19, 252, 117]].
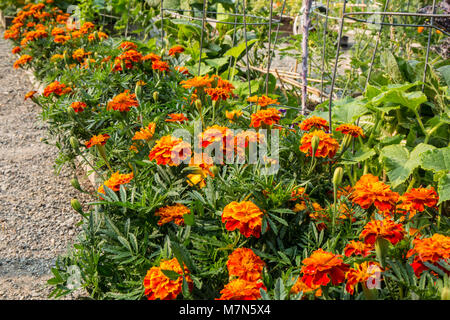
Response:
[[98, 1, 448, 131]]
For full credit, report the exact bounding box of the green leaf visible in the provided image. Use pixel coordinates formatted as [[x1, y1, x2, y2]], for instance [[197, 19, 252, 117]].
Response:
[[341, 148, 376, 164], [274, 278, 286, 300], [204, 57, 230, 70], [420, 147, 450, 173], [380, 143, 435, 187], [268, 212, 289, 226], [437, 173, 450, 205], [183, 213, 195, 226], [224, 39, 258, 59], [161, 269, 182, 281]]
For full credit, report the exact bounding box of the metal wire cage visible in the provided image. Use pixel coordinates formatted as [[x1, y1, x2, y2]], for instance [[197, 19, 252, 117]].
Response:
[[99, 0, 448, 127]]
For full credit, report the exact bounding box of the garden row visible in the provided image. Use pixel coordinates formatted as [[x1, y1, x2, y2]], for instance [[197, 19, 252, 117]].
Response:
[[4, 1, 450, 300]]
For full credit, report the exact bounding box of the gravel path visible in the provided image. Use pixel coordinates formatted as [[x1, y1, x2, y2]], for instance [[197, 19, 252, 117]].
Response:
[[0, 32, 91, 299]]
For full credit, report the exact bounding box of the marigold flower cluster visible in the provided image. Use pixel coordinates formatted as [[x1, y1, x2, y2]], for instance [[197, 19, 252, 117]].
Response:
[[335, 123, 365, 138], [247, 95, 279, 107], [143, 258, 193, 300], [406, 233, 450, 277], [132, 123, 156, 141], [97, 171, 134, 195], [155, 203, 191, 226], [70, 101, 87, 113], [351, 174, 399, 212], [345, 261, 382, 295], [299, 130, 339, 158], [226, 248, 265, 282], [149, 135, 192, 166], [300, 248, 350, 287], [360, 218, 405, 245], [43, 81, 72, 97], [249, 108, 281, 128], [299, 116, 329, 132], [186, 153, 214, 188], [221, 201, 264, 238], [13, 54, 33, 69], [85, 133, 110, 149], [107, 90, 139, 112]]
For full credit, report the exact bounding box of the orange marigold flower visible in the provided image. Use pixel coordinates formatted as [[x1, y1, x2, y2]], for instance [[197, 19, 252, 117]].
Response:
[[132, 123, 156, 141], [155, 203, 190, 226], [12, 46, 21, 54], [43, 81, 72, 97], [70, 101, 87, 113], [149, 135, 192, 166], [24, 90, 37, 100], [180, 75, 213, 90], [113, 49, 143, 71], [247, 95, 279, 107], [344, 240, 373, 257], [168, 45, 184, 56], [290, 187, 308, 201], [142, 53, 161, 62], [226, 248, 265, 282], [13, 54, 32, 69], [143, 258, 193, 300], [290, 276, 322, 297], [165, 113, 188, 123], [217, 279, 266, 300], [51, 27, 65, 37], [119, 41, 137, 51], [79, 22, 95, 34], [299, 116, 329, 132], [335, 123, 365, 138], [85, 133, 110, 149], [152, 59, 170, 72], [50, 54, 64, 62], [107, 90, 139, 112], [360, 218, 405, 245], [351, 174, 399, 211], [174, 66, 189, 75], [205, 87, 230, 101], [345, 261, 382, 295], [214, 76, 235, 94], [406, 233, 450, 277], [249, 108, 281, 128], [72, 48, 91, 62], [186, 153, 214, 188], [54, 35, 70, 44], [98, 171, 133, 194], [299, 130, 339, 158], [222, 201, 264, 238], [226, 110, 243, 122], [401, 186, 439, 212], [301, 249, 350, 287], [234, 130, 266, 160]]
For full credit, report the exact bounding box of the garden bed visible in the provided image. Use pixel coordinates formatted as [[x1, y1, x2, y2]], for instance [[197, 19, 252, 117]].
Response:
[[3, 1, 449, 301]]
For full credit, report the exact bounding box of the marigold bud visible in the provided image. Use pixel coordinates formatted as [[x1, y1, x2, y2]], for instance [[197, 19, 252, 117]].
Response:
[[210, 165, 219, 176], [69, 137, 79, 152], [332, 167, 344, 187], [135, 83, 142, 98], [70, 199, 82, 213], [195, 99, 202, 112], [70, 178, 82, 191], [311, 135, 320, 157], [67, 106, 76, 118], [153, 91, 159, 102]]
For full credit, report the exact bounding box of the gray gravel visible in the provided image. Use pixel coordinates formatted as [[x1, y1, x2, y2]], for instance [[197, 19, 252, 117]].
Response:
[[0, 31, 91, 299]]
